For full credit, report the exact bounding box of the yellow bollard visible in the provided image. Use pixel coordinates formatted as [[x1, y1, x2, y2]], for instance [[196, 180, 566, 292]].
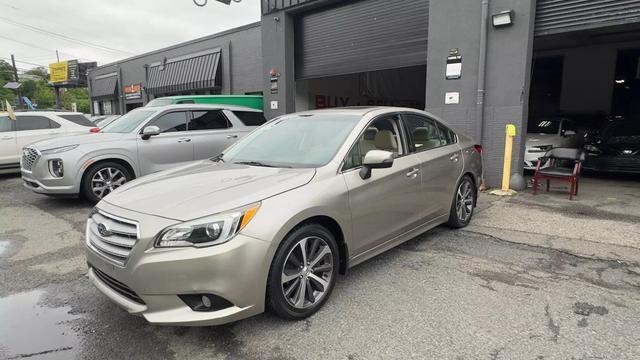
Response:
[[490, 124, 518, 196]]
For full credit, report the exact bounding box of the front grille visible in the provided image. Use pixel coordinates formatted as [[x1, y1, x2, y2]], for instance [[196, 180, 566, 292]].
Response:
[[88, 210, 139, 266], [21, 147, 39, 171], [92, 266, 145, 305]]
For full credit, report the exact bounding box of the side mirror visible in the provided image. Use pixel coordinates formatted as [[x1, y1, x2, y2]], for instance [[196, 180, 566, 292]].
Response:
[[563, 130, 576, 137], [141, 125, 160, 140], [359, 150, 394, 180]]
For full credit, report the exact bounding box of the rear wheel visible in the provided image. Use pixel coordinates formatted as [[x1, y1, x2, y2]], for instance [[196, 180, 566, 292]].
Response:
[[81, 162, 133, 204], [267, 224, 339, 320], [447, 175, 476, 228]]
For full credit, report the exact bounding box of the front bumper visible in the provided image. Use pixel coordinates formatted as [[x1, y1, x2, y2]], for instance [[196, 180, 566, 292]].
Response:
[[524, 150, 549, 170], [583, 155, 640, 174], [21, 150, 82, 195], [86, 201, 274, 326]]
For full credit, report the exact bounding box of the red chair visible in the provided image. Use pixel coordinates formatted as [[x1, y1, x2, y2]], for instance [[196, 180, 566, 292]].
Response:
[[532, 148, 586, 200]]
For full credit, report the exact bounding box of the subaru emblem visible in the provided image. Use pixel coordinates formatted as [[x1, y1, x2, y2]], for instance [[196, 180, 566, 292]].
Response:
[[97, 223, 113, 237]]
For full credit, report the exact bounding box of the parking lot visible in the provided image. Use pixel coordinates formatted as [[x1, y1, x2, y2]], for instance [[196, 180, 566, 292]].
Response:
[[2, 172, 639, 360]]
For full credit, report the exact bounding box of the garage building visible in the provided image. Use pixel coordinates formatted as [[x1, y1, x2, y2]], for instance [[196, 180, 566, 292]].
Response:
[[88, 22, 262, 116]]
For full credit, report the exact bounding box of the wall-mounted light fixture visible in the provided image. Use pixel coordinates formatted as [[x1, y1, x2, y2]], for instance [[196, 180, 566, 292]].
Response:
[[492, 10, 514, 28]]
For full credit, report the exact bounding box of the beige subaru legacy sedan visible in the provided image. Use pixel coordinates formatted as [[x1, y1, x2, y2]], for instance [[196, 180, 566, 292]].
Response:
[[86, 107, 483, 326]]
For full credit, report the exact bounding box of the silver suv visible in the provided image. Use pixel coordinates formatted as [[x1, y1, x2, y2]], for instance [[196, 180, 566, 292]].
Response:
[[21, 104, 265, 203]]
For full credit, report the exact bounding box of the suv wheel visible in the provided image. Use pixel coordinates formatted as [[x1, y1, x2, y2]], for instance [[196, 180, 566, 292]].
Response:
[[267, 224, 339, 320], [447, 175, 476, 228], [81, 162, 133, 204]]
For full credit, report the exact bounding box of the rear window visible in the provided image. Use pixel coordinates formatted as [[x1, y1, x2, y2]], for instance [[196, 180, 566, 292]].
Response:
[[146, 98, 174, 107], [233, 111, 266, 126], [59, 114, 94, 127]]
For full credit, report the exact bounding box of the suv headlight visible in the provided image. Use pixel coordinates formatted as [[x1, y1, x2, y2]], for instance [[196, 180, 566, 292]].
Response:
[[156, 203, 261, 248], [584, 144, 601, 153], [41, 144, 79, 155]]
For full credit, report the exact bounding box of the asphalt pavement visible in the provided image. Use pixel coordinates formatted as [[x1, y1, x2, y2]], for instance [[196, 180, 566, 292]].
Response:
[[1, 173, 639, 360]]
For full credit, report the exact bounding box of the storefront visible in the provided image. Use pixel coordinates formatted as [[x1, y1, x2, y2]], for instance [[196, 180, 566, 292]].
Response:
[[88, 22, 262, 115], [261, 0, 640, 186]]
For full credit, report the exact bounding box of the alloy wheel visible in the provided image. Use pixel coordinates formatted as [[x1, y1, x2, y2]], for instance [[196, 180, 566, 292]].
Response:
[[281, 236, 334, 309], [91, 167, 127, 199], [456, 180, 474, 222]]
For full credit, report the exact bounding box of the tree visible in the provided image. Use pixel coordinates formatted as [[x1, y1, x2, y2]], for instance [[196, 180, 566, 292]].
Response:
[[25, 67, 49, 81], [0, 60, 17, 107]]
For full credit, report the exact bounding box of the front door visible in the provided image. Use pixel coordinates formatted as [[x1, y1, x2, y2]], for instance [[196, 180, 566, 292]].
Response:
[[342, 114, 424, 256], [0, 116, 17, 167], [404, 113, 463, 217], [136, 111, 194, 175]]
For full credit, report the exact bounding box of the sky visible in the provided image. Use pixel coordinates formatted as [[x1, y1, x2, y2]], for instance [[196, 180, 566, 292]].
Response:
[[0, 0, 260, 74]]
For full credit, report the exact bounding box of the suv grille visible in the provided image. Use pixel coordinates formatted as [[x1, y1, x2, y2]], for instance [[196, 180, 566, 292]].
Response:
[[88, 210, 139, 266], [91, 266, 145, 305], [21, 147, 39, 171]]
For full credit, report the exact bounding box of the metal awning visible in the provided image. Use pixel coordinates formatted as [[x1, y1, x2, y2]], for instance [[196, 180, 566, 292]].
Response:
[[3, 82, 21, 90], [91, 75, 118, 98], [146, 49, 221, 95]]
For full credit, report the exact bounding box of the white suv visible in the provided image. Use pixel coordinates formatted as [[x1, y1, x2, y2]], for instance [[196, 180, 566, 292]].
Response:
[[1, 111, 94, 174]]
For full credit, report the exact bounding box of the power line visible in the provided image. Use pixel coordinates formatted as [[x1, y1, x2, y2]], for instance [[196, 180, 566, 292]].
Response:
[[0, 16, 135, 55], [0, 56, 47, 67], [0, 34, 86, 61]]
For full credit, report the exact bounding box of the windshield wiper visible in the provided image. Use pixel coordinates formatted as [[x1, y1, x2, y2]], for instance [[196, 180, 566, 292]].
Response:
[[211, 153, 225, 163], [233, 161, 292, 168]]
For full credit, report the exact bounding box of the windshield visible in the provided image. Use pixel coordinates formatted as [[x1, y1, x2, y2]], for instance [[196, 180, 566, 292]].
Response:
[[221, 114, 361, 168], [603, 121, 640, 137], [146, 98, 174, 107], [100, 110, 156, 133], [528, 119, 561, 134]]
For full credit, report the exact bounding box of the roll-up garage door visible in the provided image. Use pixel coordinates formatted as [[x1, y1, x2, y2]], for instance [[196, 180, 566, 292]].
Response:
[[535, 0, 640, 36], [296, 0, 429, 80]]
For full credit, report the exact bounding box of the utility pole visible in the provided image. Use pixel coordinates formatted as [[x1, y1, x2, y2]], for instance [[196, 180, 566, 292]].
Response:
[[10, 54, 23, 109], [54, 50, 61, 109]]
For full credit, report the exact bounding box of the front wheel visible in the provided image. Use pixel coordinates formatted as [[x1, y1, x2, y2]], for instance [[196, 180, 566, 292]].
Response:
[[81, 162, 133, 204], [447, 175, 476, 228], [267, 224, 339, 320]]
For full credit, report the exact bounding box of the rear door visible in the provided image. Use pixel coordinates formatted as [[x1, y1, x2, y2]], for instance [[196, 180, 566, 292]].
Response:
[[0, 116, 18, 167], [16, 115, 64, 150], [136, 111, 194, 174], [189, 110, 241, 159], [403, 113, 463, 218]]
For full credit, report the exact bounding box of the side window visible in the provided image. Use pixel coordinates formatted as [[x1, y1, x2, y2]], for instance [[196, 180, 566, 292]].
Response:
[[404, 114, 442, 152], [233, 111, 267, 126], [59, 114, 94, 127], [344, 114, 404, 171], [16, 116, 52, 131], [176, 100, 195, 104], [149, 112, 188, 133], [435, 122, 455, 146], [189, 110, 230, 131], [0, 116, 15, 132]]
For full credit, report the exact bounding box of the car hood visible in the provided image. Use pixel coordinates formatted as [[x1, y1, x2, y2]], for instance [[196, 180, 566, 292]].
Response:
[[30, 133, 126, 151], [525, 133, 562, 147], [103, 160, 316, 221]]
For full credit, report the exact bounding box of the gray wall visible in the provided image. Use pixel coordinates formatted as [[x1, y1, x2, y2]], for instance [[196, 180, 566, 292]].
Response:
[[426, 0, 536, 187], [88, 23, 262, 114]]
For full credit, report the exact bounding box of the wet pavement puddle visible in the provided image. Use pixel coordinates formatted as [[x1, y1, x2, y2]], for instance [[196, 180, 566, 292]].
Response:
[[0, 289, 81, 359]]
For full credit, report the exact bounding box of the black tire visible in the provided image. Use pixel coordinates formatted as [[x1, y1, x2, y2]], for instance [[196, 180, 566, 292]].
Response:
[[81, 161, 133, 204], [266, 223, 339, 320], [446, 175, 477, 228]]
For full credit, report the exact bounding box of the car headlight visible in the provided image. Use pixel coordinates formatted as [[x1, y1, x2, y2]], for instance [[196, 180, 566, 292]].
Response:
[[40, 144, 79, 155], [584, 144, 601, 153], [48, 159, 64, 177], [155, 203, 261, 248]]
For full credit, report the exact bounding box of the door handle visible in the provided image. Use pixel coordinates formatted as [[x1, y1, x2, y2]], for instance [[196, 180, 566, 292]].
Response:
[[226, 135, 238, 139], [450, 154, 460, 162], [177, 138, 192, 143], [406, 168, 420, 178]]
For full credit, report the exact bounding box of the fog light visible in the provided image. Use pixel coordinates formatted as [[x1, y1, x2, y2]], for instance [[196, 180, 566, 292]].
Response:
[[48, 159, 64, 177], [179, 294, 233, 312]]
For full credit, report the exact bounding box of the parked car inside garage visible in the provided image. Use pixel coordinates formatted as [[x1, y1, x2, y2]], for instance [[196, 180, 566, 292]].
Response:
[[1, 111, 95, 174], [85, 107, 482, 326], [524, 117, 578, 170], [583, 119, 640, 174], [21, 104, 266, 202]]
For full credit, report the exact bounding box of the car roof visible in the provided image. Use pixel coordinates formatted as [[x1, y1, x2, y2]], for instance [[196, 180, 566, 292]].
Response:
[[14, 111, 84, 116], [292, 106, 426, 117], [146, 104, 261, 112], [161, 95, 263, 99]]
